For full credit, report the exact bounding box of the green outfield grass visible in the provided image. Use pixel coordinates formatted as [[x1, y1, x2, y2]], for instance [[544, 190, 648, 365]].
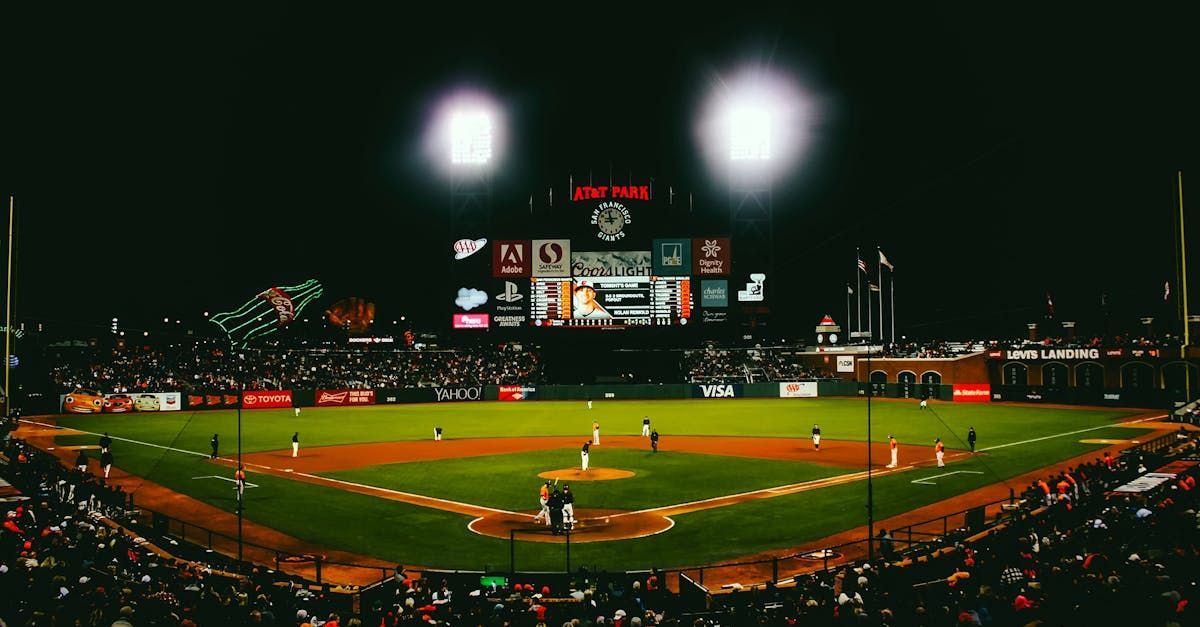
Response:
[[322, 447, 847, 511], [43, 399, 1155, 571]]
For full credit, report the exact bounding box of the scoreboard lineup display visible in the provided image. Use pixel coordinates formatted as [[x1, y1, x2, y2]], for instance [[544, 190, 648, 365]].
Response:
[[451, 180, 738, 330], [529, 276, 692, 327]]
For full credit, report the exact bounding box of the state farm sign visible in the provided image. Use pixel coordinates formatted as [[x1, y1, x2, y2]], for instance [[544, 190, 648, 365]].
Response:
[[241, 390, 293, 409], [316, 389, 376, 406], [952, 384, 991, 403]]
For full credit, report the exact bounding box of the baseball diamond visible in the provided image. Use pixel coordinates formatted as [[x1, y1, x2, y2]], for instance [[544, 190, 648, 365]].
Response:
[[20, 398, 1163, 582]]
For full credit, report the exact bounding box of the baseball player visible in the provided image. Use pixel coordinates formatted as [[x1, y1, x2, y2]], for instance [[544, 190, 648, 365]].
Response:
[[75, 450, 89, 473], [235, 465, 247, 497], [548, 488, 565, 534], [581, 440, 590, 471], [210, 434, 219, 459], [919, 397, 928, 409], [533, 481, 551, 525], [294, 406, 301, 417], [434, 426, 443, 441], [292, 432, 299, 457], [811, 424, 821, 451], [967, 426, 977, 453], [935, 437, 946, 467], [562, 484, 576, 527], [587, 397, 593, 410], [99, 432, 112, 453], [592, 421, 600, 445], [100, 449, 114, 479], [886, 435, 898, 468], [641, 416, 651, 437], [650, 429, 659, 452]]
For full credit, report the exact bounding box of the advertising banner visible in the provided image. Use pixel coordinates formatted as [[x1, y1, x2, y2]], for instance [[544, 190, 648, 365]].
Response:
[[737, 273, 766, 302], [492, 240, 532, 277], [692, 238, 732, 276], [700, 280, 728, 307], [692, 383, 743, 398], [187, 393, 239, 408], [836, 356, 855, 373], [779, 382, 818, 398], [952, 384, 992, 403], [572, 277, 651, 320], [241, 390, 293, 409], [315, 389, 376, 406], [60, 391, 182, 413], [493, 280, 528, 328], [498, 385, 538, 401], [571, 251, 651, 277], [433, 386, 484, 402], [532, 239, 571, 277], [652, 239, 692, 276], [452, 313, 490, 329]]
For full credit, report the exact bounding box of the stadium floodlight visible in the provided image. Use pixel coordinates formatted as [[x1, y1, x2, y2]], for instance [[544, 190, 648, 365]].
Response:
[[729, 106, 772, 161], [695, 64, 819, 180], [424, 88, 505, 176], [450, 111, 493, 165]]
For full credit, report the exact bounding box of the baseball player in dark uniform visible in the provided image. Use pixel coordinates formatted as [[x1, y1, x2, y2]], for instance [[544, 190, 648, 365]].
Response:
[[812, 424, 821, 451], [581, 440, 590, 471], [650, 429, 659, 452], [99, 432, 112, 453], [967, 427, 977, 452], [75, 450, 89, 473], [210, 434, 219, 459], [100, 449, 115, 479], [562, 484, 576, 528]]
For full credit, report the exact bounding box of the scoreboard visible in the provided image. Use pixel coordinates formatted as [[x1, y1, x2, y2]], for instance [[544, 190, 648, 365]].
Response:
[[530, 276, 692, 327]]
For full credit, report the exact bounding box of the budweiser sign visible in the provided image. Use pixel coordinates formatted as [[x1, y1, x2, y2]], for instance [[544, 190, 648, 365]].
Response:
[[241, 390, 293, 409], [316, 389, 376, 406]]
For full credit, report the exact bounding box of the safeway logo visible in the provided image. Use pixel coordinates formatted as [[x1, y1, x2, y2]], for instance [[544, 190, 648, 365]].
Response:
[[318, 391, 349, 404], [700, 384, 735, 398], [496, 281, 523, 303], [539, 242, 563, 264]]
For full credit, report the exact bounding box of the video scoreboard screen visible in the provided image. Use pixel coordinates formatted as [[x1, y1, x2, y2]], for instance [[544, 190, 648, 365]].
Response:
[[530, 276, 692, 327]]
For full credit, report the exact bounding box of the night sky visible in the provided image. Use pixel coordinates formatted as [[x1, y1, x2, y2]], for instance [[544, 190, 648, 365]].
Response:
[[2, 5, 1196, 341]]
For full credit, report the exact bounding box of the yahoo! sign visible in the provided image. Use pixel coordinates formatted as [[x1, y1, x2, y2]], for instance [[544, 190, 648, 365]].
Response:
[[433, 386, 483, 402]]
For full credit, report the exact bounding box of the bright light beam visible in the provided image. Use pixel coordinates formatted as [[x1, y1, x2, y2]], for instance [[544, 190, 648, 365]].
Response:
[[450, 111, 493, 165]]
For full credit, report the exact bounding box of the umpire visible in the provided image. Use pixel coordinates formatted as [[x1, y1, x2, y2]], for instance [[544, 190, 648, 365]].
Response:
[[548, 488, 565, 535]]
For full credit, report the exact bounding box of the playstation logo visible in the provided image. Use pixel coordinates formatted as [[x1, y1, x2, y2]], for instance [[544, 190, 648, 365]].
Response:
[[496, 281, 524, 303]]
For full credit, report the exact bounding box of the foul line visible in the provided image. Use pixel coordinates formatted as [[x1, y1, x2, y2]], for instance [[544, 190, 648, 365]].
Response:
[[192, 475, 260, 488], [976, 415, 1163, 453], [911, 470, 984, 485]]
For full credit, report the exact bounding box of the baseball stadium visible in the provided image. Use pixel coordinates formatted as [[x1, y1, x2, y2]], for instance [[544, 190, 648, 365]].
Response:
[[2, 6, 1198, 627]]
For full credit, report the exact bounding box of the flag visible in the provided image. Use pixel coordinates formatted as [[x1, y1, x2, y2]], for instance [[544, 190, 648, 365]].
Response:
[[858, 257, 867, 273], [878, 250, 894, 271], [869, 283, 881, 292], [1045, 291, 1055, 316], [1164, 281, 1171, 302], [847, 284, 854, 295]]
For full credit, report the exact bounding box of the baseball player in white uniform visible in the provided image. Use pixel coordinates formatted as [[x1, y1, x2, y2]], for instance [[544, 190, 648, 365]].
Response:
[[886, 435, 898, 468], [292, 432, 299, 457], [294, 406, 301, 417], [811, 424, 821, 451], [592, 421, 600, 445], [587, 398, 593, 410], [562, 485, 576, 526], [641, 416, 651, 437], [581, 441, 590, 471], [919, 398, 928, 409]]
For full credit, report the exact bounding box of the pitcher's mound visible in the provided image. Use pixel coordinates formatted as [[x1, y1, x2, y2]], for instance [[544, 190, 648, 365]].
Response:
[[537, 468, 634, 481]]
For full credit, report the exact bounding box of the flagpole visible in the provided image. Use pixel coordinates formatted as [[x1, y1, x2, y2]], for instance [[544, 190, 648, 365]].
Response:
[[890, 273, 896, 345], [856, 248, 862, 336], [3, 196, 13, 409], [846, 284, 852, 335], [1180, 170, 1189, 356], [877, 250, 883, 343]]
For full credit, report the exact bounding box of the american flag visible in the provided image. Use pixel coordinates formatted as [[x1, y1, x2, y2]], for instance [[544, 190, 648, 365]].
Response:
[[857, 258, 867, 273]]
